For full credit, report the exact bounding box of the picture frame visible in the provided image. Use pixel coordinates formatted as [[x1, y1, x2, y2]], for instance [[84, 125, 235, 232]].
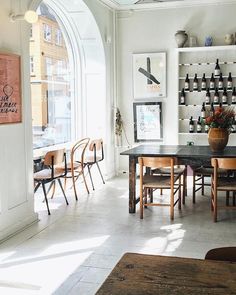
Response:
[[0, 53, 22, 124], [133, 52, 166, 99], [133, 102, 162, 142]]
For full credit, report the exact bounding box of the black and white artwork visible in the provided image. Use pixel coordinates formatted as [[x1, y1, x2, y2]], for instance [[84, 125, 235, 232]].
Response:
[[133, 52, 166, 98]]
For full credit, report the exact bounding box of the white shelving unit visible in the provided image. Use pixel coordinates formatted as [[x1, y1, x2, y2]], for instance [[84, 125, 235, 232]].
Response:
[[177, 45, 236, 146]]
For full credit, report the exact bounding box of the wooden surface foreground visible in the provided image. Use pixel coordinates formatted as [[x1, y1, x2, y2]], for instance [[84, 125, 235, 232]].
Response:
[[96, 253, 236, 295]]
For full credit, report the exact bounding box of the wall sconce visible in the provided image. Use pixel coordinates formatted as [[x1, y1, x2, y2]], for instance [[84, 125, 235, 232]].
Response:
[[9, 10, 38, 24]]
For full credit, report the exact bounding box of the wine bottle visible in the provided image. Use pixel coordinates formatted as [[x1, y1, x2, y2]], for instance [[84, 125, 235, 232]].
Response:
[[232, 87, 236, 104], [185, 74, 190, 91], [197, 116, 202, 133], [180, 88, 185, 105], [205, 124, 209, 133], [201, 73, 207, 91], [218, 73, 224, 90], [205, 88, 211, 105], [222, 87, 228, 105], [201, 102, 206, 119], [189, 116, 194, 133], [210, 102, 215, 116], [214, 58, 221, 77], [213, 87, 219, 104], [193, 73, 198, 91], [227, 72, 233, 90], [210, 73, 215, 90]]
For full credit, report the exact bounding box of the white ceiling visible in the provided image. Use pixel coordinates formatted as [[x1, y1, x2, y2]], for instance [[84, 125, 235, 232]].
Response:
[[99, 0, 236, 10]]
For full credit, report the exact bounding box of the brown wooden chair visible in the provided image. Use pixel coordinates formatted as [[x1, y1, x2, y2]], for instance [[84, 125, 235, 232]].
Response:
[[211, 158, 236, 222], [34, 148, 68, 215], [84, 138, 105, 190], [59, 138, 90, 200], [152, 165, 187, 204], [192, 166, 228, 204], [139, 157, 182, 220], [205, 247, 236, 262]]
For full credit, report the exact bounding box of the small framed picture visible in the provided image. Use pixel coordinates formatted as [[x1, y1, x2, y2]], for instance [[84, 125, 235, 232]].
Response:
[[0, 53, 22, 124], [133, 102, 162, 142], [133, 52, 166, 99]]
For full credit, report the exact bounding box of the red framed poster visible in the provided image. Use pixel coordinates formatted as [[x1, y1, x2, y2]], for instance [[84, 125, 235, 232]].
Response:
[[0, 53, 21, 124]]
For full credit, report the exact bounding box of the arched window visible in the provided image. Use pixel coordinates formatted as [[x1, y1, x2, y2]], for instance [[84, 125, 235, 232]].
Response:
[[30, 2, 72, 148]]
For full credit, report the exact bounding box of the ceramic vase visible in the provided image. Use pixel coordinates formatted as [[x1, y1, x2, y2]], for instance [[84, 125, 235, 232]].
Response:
[[225, 34, 234, 45], [208, 128, 229, 152], [175, 30, 188, 48]]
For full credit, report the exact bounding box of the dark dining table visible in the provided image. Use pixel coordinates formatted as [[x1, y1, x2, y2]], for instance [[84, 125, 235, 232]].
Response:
[[96, 252, 236, 295], [121, 144, 236, 213]]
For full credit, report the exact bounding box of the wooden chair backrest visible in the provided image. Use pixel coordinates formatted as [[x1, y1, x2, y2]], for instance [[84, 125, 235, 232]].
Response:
[[139, 157, 178, 169], [89, 138, 103, 152], [211, 158, 236, 170], [205, 247, 236, 262], [71, 137, 90, 165], [87, 138, 104, 162], [44, 149, 65, 166]]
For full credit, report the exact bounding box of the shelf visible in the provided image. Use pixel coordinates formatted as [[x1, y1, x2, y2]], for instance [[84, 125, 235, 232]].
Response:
[[178, 90, 233, 93], [179, 76, 236, 79], [179, 132, 207, 135], [179, 61, 236, 66], [176, 45, 236, 52], [179, 104, 231, 107]]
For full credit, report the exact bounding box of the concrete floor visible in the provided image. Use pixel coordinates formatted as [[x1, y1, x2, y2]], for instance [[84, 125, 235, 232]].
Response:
[[0, 175, 235, 294]]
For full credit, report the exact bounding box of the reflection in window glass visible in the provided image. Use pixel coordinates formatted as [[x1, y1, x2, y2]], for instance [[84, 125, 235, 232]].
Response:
[[30, 2, 71, 149], [30, 56, 35, 74], [43, 23, 52, 42], [55, 29, 63, 46]]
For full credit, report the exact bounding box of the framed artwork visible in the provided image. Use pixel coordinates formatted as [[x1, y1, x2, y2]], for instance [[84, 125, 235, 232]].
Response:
[[0, 53, 21, 124], [133, 52, 166, 98], [133, 102, 162, 142]]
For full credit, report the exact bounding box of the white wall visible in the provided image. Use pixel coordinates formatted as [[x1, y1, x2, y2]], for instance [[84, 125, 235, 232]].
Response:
[[0, 0, 38, 241], [117, 2, 236, 171]]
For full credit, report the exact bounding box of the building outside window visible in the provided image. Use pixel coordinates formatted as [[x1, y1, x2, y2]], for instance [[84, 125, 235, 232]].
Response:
[[30, 56, 35, 75], [43, 23, 52, 42], [30, 2, 72, 149], [45, 57, 53, 77], [55, 29, 62, 46]]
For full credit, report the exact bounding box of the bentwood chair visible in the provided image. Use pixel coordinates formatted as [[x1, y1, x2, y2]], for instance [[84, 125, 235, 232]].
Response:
[[205, 247, 236, 262], [139, 157, 182, 220], [60, 138, 90, 200], [34, 148, 68, 215], [211, 158, 236, 222], [84, 138, 105, 190]]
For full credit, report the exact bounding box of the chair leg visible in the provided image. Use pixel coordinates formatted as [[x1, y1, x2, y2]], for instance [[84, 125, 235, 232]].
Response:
[[96, 162, 105, 184], [160, 188, 163, 195], [140, 188, 143, 219], [34, 182, 41, 193], [182, 169, 187, 205], [193, 171, 196, 204], [46, 180, 56, 199], [57, 179, 69, 205], [71, 168, 78, 201], [226, 191, 230, 206], [170, 188, 174, 221], [144, 187, 147, 208], [42, 182, 51, 215], [213, 187, 217, 222], [82, 171, 90, 194], [178, 178, 181, 210], [87, 165, 95, 191], [201, 175, 205, 195]]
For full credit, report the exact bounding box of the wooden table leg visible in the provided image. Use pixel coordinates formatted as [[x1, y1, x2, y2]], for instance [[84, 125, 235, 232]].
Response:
[[129, 156, 136, 213]]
